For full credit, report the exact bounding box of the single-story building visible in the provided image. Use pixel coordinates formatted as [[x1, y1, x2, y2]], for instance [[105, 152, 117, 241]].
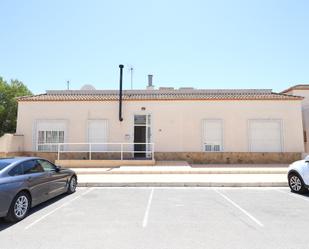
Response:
[[281, 85, 309, 153], [6, 80, 305, 164]]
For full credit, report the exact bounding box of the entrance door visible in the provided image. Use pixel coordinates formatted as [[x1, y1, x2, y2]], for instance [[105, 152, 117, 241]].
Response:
[[134, 115, 151, 158], [134, 126, 146, 158]]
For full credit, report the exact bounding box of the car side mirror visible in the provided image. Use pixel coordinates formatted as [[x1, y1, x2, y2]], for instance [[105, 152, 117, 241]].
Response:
[[55, 166, 61, 172], [305, 156, 309, 163]]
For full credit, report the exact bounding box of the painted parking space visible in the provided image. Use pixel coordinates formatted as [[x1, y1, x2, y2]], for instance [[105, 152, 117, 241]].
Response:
[[0, 188, 151, 249], [0, 188, 87, 232], [1, 187, 309, 249], [213, 188, 309, 248]]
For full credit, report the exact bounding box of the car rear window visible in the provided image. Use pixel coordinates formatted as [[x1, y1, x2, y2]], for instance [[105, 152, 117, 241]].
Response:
[[22, 160, 44, 174], [0, 161, 11, 171]]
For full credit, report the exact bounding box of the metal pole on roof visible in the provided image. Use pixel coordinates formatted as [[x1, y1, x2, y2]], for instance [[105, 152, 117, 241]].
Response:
[[129, 66, 133, 90], [119, 65, 124, 122]]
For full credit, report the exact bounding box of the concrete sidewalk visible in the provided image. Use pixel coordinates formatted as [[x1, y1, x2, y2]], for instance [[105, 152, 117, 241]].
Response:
[[72, 164, 288, 174], [73, 164, 289, 187], [77, 173, 287, 187]]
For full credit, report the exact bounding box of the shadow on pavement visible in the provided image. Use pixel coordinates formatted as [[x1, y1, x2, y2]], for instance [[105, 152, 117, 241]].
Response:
[[0, 193, 71, 232]]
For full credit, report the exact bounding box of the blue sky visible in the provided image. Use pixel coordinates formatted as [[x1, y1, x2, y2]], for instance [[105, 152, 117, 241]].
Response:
[[0, 0, 308, 94]]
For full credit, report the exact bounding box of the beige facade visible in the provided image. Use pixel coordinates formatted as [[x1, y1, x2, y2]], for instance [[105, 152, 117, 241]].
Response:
[[16, 99, 304, 153], [282, 85, 309, 152], [0, 87, 300, 164], [0, 134, 24, 153]]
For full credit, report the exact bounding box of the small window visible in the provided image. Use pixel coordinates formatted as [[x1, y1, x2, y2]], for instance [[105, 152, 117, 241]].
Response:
[[37, 159, 56, 172], [8, 164, 24, 176], [22, 160, 44, 174], [36, 120, 66, 152], [134, 115, 147, 125], [37, 130, 64, 152], [304, 131, 307, 143]]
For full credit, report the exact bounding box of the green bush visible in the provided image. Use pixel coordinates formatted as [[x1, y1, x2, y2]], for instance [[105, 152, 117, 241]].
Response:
[[0, 77, 32, 136]]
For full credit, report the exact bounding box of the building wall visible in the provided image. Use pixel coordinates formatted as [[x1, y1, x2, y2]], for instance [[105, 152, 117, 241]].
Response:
[[0, 134, 24, 153], [16, 100, 304, 153], [285, 89, 309, 152]]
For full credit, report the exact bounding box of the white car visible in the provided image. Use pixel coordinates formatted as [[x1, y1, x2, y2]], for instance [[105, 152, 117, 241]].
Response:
[[288, 156, 309, 193]]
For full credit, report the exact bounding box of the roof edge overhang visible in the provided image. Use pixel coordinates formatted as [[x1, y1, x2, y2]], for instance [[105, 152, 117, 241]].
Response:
[[281, 84, 309, 94], [17, 97, 304, 102]]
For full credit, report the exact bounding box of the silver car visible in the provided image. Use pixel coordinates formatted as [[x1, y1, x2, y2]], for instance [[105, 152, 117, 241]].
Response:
[[0, 157, 77, 222]]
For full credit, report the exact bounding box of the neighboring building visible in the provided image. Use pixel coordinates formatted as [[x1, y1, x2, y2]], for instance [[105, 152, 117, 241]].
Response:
[[282, 85, 309, 152], [10, 84, 304, 164]]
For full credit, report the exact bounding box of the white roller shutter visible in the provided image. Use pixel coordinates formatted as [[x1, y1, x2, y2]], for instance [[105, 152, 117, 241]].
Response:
[[202, 120, 223, 152], [36, 120, 66, 132], [88, 120, 108, 151], [249, 120, 282, 152]]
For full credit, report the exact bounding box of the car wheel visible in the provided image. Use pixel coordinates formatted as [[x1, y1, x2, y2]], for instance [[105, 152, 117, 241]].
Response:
[[288, 173, 308, 194], [5, 191, 31, 222], [67, 176, 77, 194]]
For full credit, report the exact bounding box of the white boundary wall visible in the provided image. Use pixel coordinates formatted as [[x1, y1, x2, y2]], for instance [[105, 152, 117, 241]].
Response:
[[0, 134, 24, 153]]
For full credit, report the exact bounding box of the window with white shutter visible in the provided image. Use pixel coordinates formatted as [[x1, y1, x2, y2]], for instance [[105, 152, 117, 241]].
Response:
[[249, 120, 282, 152], [88, 120, 108, 151], [36, 120, 66, 152]]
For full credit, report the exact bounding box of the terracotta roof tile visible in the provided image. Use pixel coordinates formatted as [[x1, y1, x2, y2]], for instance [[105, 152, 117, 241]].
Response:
[[17, 89, 303, 101]]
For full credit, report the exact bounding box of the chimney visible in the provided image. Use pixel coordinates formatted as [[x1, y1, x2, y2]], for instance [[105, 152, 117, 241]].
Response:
[[147, 74, 154, 90]]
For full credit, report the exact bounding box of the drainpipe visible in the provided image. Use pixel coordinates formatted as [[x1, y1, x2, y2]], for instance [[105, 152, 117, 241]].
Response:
[[119, 64, 124, 122]]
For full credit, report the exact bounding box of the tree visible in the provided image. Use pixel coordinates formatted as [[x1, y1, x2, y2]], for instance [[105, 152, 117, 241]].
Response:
[[0, 77, 32, 136]]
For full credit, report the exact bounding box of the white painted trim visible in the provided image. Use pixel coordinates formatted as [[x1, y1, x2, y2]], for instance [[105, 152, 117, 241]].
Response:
[[132, 112, 153, 157]]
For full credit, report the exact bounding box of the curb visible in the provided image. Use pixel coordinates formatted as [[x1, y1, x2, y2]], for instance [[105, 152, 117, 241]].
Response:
[[77, 182, 288, 187], [75, 170, 287, 175]]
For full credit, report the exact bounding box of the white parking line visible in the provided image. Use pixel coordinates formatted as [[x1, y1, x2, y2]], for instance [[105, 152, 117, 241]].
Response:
[[142, 188, 154, 228], [25, 188, 93, 230], [275, 189, 309, 202], [214, 189, 264, 227]]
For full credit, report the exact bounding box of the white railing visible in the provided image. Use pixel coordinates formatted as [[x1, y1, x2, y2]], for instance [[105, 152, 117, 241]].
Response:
[[37, 142, 155, 161]]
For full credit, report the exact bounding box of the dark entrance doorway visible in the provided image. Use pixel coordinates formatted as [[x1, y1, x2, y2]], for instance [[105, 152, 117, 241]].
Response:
[[133, 114, 151, 159], [134, 126, 146, 158]]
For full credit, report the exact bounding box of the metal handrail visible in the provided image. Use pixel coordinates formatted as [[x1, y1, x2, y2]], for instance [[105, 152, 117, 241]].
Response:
[[37, 142, 155, 160]]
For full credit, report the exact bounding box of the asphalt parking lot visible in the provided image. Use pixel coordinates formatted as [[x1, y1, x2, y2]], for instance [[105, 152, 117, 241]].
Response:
[[0, 187, 309, 249]]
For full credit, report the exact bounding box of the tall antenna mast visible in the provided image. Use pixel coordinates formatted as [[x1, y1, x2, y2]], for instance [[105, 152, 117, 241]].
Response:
[[67, 80, 70, 90], [128, 65, 134, 89]]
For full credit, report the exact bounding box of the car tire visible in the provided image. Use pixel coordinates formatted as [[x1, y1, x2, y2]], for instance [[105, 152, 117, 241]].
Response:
[[288, 173, 308, 194], [67, 176, 77, 194], [5, 191, 31, 223]]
